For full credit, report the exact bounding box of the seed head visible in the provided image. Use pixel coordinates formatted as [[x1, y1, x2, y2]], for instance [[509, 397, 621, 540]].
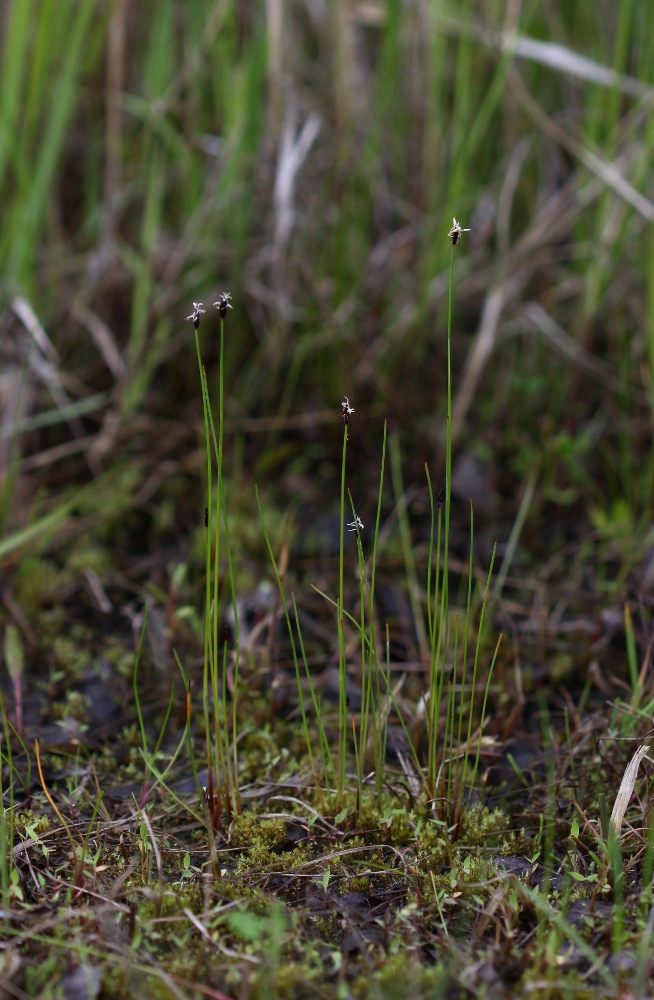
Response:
[[448, 218, 470, 245], [186, 302, 206, 329], [342, 396, 354, 424], [348, 516, 364, 533], [213, 293, 233, 319]]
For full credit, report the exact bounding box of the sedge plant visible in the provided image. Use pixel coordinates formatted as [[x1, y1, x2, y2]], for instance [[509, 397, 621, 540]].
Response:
[[307, 217, 500, 819], [186, 217, 499, 826], [422, 219, 500, 817], [192, 296, 241, 828]]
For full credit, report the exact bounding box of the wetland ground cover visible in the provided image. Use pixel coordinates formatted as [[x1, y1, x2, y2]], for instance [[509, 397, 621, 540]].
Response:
[[2, 1, 654, 997]]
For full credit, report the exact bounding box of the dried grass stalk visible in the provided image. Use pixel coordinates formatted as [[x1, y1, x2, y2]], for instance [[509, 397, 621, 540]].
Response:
[[609, 743, 650, 838]]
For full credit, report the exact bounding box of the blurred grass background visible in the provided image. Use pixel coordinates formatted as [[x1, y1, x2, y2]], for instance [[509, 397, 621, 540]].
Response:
[[1, 0, 654, 595]]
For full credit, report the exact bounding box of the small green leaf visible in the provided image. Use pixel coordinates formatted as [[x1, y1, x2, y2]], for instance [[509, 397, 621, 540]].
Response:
[[335, 809, 347, 824], [569, 870, 597, 882], [571, 818, 579, 840], [183, 852, 190, 870], [321, 868, 331, 891]]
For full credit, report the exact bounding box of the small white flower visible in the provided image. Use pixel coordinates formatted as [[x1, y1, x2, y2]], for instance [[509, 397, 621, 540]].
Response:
[[342, 396, 355, 424], [348, 516, 364, 533], [213, 292, 233, 318], [448, 218, 470, 245], [186, 302, 206, 328]]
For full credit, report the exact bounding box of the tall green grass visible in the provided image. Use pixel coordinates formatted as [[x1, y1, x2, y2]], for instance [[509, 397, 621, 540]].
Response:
[[2, 1, 653, 477]]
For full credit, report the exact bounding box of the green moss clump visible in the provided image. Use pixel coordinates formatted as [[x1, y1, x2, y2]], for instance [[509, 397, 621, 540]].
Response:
[[444, 850, 488, 891], [230, 812, 287, 850], [357, 799, 383, 831], [415, 820, 448, 865], [52, 636, 90, 677], [252, 961, 321, 999], [387, 810, 415, 846], [353, 953, 453, 1000], [51, 689, 92, 725], [459, 804, 512, 847]]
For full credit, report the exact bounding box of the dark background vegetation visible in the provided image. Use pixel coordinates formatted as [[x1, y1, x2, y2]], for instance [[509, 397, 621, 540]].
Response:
[[3, 0, 654, 632], [3, 1, 654, 996]]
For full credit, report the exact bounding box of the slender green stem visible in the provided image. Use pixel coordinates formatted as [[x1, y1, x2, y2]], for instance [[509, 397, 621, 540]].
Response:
[[382, 624, 391, 781], [352, 715, 361, 814], [338, 422, 348, 806], [221, 483, 241, 814], [132, 605, 150, 795], [211, 320, 224, 811], [426, 465, 435, 647], [256, 486, 318, 789], [426, 246, 456, 798], [454, 503, 474, 813], [348, 489, 367, 796], [292, 593, 335, 794], [426, 497, 442, 792], [201, 320, 241, 815], [174, 651, 205, 806], [196, 312, 238, 823], [195, 331, 215, 813], [313, 578, 425, 791], [390, 431, 428, 659], [433, 508, 442, 658], [152, 683, 175, 763], [469, 632, 502, 793], [440, 246, 456, 790], [369, 422, 387, 805], [458, 544, 497, 812], [446, 620, 459, 800]]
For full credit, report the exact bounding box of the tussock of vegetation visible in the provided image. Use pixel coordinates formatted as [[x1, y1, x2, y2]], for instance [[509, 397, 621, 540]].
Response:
[[2, 1, 654, 997]]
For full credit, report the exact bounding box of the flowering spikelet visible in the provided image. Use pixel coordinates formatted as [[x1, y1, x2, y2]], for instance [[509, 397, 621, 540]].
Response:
[[186, 302, 206, 329], [448, 218, 470, 245], [214, 293, 233, 319]]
